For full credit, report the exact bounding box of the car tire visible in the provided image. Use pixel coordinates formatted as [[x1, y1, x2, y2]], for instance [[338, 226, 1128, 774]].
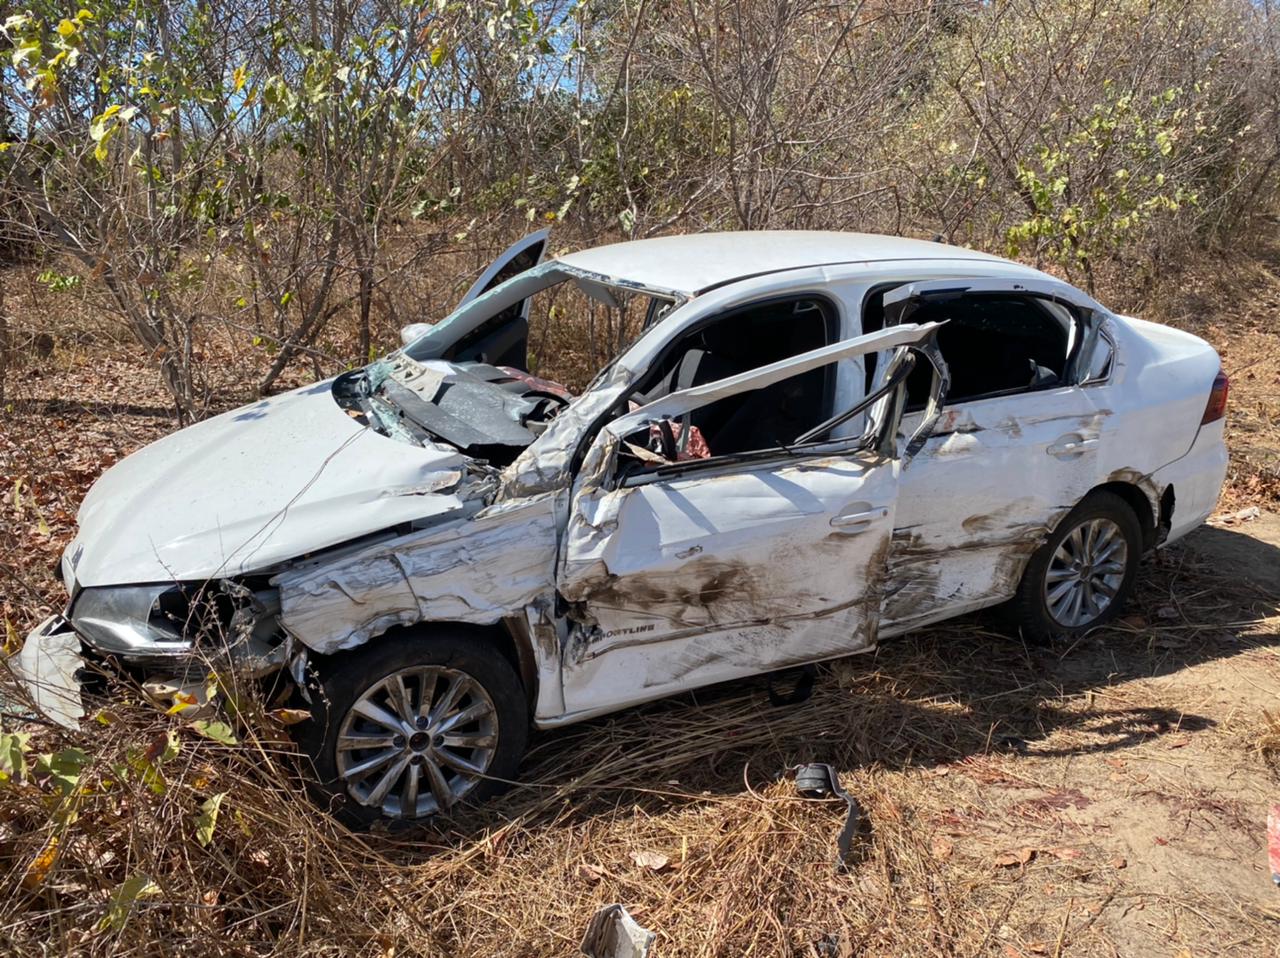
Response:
[[1009, 490, 1143, 644], [293, 630, 529, 828]]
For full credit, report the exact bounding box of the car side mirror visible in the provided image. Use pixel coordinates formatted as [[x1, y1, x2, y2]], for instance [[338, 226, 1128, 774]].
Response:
[[400, 323, 432, 346]]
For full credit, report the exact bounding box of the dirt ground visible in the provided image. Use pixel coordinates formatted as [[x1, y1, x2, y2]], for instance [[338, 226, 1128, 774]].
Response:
[[1, 239, 1280, 955]]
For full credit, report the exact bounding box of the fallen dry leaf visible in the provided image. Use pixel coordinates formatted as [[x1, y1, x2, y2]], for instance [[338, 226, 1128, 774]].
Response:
[[629, 849, 670, 872], [268, 708, 312, 726], [22, 835, 58, 889], [1046, 846, 1083, 860], [578, 862, 607, 883], [994, 847, 1036, 867]]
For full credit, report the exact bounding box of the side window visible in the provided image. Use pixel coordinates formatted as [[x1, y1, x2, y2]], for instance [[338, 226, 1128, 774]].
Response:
[[1080, 327, 1115, 384], [623, 296, 837, 464], [882, 293, 1076, 408]]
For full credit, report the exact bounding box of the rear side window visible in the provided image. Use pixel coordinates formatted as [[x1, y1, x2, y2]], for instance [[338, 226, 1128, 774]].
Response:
[[865, 289, 1077, 408]]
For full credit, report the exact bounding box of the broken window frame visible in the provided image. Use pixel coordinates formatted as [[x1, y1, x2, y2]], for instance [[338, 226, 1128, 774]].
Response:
[[1076, 320, 1117, 387], [880, 277, 1107, 408], [585, 323, 948, 491], [621, 290, 843, 420]]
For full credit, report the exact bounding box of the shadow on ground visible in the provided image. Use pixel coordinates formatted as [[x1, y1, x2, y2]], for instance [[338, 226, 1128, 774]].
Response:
[[419, 522, 1280, 845]]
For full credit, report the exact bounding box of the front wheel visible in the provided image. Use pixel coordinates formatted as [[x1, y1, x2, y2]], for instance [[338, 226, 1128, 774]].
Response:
[[294, 632, 529, 827], [1009, 491, 1143, 643]]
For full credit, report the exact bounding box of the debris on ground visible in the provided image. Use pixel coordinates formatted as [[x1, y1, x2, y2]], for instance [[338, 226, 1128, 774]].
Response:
[[581, 904, 655, 958], [793, 763, 867, 872]]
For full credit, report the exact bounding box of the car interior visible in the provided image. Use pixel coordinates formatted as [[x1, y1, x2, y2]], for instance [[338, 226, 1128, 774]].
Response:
[[623, 296, 836, 463], [862, 287, 1077, 408]]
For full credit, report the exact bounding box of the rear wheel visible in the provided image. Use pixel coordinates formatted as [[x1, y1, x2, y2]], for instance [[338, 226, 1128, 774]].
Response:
[[1010, 491, 1143, 643], [294, 632, 529, 827]]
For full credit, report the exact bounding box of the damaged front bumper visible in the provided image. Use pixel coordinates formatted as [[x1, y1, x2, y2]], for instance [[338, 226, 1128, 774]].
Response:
[[13, 616, 87, 729], [14, 591, 294, 729]]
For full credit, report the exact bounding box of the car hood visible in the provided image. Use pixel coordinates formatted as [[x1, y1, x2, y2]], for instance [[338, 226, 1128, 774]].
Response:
[[67, 381, 475, 588]]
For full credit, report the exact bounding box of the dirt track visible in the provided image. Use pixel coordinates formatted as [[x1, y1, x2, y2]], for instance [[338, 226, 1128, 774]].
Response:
[[916, 512, 1280, 954]]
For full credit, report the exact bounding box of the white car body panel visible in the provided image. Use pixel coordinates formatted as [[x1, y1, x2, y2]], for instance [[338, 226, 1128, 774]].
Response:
[[887, 383, 1113, 633], [555, 230, 1010, 295], [66, 381, 473, 587], [274, 495, 559, 655], [22, 230, 1229, 735], [554, 324, 940, 717]]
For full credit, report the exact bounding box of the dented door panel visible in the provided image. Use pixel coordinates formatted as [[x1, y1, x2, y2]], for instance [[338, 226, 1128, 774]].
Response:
[[885, 384, 1113, 632], [553, 324, 945, 717], [558, 452, 899, 715]]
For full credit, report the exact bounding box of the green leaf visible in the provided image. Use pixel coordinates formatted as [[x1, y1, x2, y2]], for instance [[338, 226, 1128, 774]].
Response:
[[430, 45, 447, 67], [0, 731, 31, 783], [12, 38, 41, 69], [98, 875, 160, 932], [194, 793, 226, 847], [190, 720, 237, 746], [34, 748, 90, 796]]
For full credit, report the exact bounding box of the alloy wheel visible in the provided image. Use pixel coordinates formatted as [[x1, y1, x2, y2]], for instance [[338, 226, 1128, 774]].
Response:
[[1043, 516, 1129, 628], [334, 666, 498, 819]]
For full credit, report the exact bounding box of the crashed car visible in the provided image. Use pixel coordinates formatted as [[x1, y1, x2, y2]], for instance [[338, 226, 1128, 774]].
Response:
[[18, 230, 1229, 823]]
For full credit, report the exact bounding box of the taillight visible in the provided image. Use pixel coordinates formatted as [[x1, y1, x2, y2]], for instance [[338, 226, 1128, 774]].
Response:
[[1201, 371, 1229, 424]]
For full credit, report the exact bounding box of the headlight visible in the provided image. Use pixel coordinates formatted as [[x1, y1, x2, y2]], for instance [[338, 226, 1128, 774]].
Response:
[[69, 585, 190, 657]]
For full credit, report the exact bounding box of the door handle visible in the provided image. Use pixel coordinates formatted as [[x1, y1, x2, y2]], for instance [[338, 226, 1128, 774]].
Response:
[[1047, 435, 1099, 459], [830, 506, 889, 532]]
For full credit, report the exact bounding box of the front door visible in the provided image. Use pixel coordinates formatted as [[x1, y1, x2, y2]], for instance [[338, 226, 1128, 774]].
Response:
[[556, 323, 944, 716]]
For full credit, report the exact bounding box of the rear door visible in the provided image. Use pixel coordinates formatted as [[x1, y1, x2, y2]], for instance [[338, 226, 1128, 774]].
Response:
[[879, 279, 1112, 632], [555, 323, 946, 717]]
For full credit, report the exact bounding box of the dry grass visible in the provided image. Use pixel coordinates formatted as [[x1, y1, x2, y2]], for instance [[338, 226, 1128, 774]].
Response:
[[2, 545, 1278, 956], [2, 230, 1280, 956]]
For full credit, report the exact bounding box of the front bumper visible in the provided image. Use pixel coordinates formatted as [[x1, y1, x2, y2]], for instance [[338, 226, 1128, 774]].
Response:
[[13, 616, 87, 729], [14, 615, 225, 726]]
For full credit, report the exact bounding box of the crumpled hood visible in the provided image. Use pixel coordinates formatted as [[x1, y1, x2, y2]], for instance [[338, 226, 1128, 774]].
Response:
[[67, 381, 475, 588]]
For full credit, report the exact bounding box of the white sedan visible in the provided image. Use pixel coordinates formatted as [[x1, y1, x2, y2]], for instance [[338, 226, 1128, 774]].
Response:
[[19, 231, 1229, 824]]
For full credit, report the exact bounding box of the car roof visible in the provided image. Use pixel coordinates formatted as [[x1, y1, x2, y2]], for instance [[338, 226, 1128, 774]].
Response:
[[554, 230, 1021, 296]]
